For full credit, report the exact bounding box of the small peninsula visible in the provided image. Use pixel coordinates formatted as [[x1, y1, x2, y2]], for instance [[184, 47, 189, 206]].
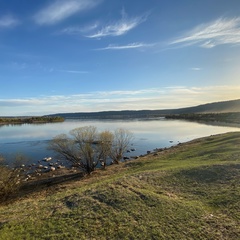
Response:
[[0, 116, 64, 125]]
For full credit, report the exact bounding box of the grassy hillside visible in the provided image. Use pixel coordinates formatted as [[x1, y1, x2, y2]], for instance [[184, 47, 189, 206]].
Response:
[[0, 132, 240, 239]]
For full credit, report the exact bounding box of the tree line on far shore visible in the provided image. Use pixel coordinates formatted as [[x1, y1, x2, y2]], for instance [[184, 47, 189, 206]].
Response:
[[165, 112, 240, 124], [0, 116, 64, 125]]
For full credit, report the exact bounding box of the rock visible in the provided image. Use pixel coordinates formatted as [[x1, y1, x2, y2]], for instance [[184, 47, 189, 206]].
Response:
[[57, 165, 65, 169], [50, 167, 56, 171]]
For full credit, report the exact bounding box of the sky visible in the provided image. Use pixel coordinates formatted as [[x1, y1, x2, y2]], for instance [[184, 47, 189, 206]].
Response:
[[1, 0, 240, 116]]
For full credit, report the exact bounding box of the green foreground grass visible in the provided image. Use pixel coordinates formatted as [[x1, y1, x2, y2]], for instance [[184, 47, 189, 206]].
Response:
[[0, 132, 240, 239]]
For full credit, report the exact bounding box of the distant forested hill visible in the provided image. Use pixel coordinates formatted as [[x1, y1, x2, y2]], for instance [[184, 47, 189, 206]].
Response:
[[48, 99, 240, 119], [172, 98, 240, 114]]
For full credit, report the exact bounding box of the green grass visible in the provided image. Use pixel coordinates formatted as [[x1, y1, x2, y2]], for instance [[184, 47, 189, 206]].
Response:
[[0, 132, 240, 239]]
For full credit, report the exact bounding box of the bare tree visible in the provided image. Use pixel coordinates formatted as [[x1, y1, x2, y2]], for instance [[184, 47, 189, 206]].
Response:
[[110, 128, 133, 164], [48, 134, 80, 164], [49, 126, 99, 174], [97, 130, 114, 169], [49, 126, 134, 173], [70, 126, 98, 174]]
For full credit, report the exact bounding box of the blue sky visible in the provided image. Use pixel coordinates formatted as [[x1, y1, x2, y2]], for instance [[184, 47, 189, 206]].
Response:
[[1, 0, 240, 116]]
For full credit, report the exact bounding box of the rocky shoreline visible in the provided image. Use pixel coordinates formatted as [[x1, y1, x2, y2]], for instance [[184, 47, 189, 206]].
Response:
[[17, 143, 179, 190]]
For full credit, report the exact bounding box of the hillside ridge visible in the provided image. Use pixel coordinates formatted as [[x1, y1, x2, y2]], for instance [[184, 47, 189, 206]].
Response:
[[48, 99, 240, 119]]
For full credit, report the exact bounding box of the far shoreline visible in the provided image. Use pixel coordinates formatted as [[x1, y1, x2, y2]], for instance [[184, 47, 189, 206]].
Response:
[[0, 116, 64, 126]]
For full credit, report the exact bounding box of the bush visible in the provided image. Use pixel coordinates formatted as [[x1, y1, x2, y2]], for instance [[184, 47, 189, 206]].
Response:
[[0, 155, 26, 203], [0, 166, 22, 202]]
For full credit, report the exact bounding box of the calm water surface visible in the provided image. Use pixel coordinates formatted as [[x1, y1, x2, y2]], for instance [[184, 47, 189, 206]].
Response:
[[0, 118, 239, 163]]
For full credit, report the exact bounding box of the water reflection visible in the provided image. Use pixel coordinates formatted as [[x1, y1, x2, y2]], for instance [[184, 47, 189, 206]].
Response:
[[0, 118, 239, 162]]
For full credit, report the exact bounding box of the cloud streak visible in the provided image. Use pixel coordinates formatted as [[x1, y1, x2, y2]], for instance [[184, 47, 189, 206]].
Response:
[[97, 42, 155, 50], [0, 15, 20, 28], [170, 17, 240, 48], [34, 0, 101, 25], [191, 67, 201, 71], [86, 10, 147, 38], [58, 69, 89, 74], [59, 22, 99, 35]]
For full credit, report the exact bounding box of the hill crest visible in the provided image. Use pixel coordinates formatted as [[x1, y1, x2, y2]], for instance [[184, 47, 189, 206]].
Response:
[[48, 99, 240, 119]]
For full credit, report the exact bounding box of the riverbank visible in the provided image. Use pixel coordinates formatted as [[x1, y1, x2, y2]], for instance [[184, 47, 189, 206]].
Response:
[[0, 131, 239, 239]]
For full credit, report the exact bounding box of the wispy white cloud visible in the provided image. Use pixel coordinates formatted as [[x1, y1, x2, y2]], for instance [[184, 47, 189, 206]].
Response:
[[85, 10, 148, 38], [1, 86, 240, 116], [58, 69, 89, 74], [94, 89, 164, 97], [59, 22, 99, 35], [96, 42, 155, 50], [0, 15, 20, 28], [191, 67, 201, 71], [170, 17, 240, 48], [34, 0, 101, 25]]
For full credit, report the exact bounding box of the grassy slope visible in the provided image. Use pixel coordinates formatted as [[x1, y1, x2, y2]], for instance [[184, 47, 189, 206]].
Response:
[[0, 132, 240, 239]]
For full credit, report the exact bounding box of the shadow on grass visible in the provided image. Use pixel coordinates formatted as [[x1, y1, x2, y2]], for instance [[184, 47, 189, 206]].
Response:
[[167, 164, 240, 211], [0, 172, 86, 205], [175, 164, 240, 183]]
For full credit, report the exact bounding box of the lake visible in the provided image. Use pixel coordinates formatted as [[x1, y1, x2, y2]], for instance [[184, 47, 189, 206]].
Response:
[[0, 118, 239, 164]]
